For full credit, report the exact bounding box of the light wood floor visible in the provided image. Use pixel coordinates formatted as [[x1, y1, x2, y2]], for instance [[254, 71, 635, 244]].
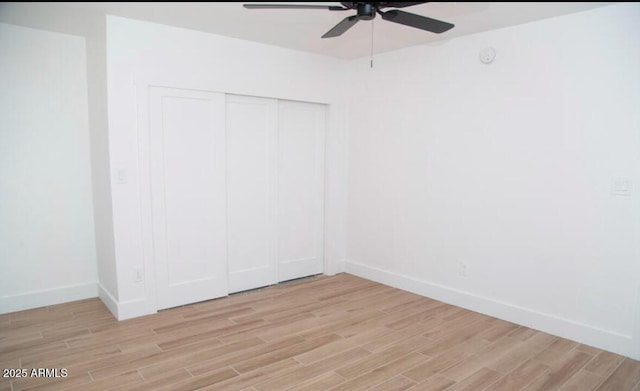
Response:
[[1, 274, 639, 391]]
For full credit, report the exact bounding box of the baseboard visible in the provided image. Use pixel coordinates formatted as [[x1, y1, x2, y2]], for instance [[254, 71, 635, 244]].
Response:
[[0, 282, 98, 314], [98, 283, 119, 319], [97, 286, 156, 321], [635, 283, 640, 358], [325, 259, 346, 276], [345, 260, 638, 360], [116, 298, 156, 320]]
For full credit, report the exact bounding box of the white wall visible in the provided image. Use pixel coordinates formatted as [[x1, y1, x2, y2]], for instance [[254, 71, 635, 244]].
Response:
[[346, 3, 640, 359], [84, 12, 119, 308], [0, 3, 119, 311], [0, 23, 98, 313], [106, 16, 349, 319]]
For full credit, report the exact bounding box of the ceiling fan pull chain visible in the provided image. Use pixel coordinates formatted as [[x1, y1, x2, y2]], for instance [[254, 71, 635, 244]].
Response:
[[370, 19, 374, 69]]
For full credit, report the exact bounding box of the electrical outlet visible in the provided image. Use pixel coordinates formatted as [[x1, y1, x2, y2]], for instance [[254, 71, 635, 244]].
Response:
[[133, 268, 144, 283], [611, 177, 632, 196], [116, 168, 127, 184], [458, 262, 468, 278]]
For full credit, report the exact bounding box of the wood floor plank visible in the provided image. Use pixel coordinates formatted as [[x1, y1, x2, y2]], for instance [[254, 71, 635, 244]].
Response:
[[477, 321, 520, 341], [558, 369, 605, 391], [67, 345, 163, 379], [286, 372, 346, 391], [1, 274, 637, 391], [486, 359, 549, 391], [239, 300, 337, 325], [296, 309, 387, 340], [233, 310, 337, 343], [488, 334, 552, 374], [334, 310, 406, 338], [445, 367, 502, 391], [323, 283, 395, 305], [507, 326, 539, 341], [584, 351, 625, 378], [181, 306, 254, 321], [152, 367, 239, 391], [0, 357, 20, 370], [525, 350, 593, 391], [336, 335, 433, 380], [64, 326, 152, 351], [11, 371, 93, 391], [377, 292, 425, 313], [254, 347, 370, 391], [420, 317, 494, 357], [1, 340, 68, 361], [403, 344, 474, 383], [576, 344, 603, 356], [361, 322, 437, 353], [140, 336, 267, 379], [65, 370, 142, 391], [380, 295, 438, 315], [532, 338, 580, 367], [185, 335, 306, 377], [328, 352, 425, 391], [232, 333, 341, 374], [111, 368, 192, 391], [385, 308, 443, 331], [89, 339, 226, 380], [420, 330, 491, 359], [315, 280, 381, 302], [153, 307, 256, 334], [407, 374, 456, 391], [204, 358, 302, 391], [0, 332, 43, 349], [21, 343, 122, 369], [595, 358, 640, 391], [368, 375, 416, 391], [155, 325, 229, 351], [294, 327, 393, 365], [443, 335, 522, 380]]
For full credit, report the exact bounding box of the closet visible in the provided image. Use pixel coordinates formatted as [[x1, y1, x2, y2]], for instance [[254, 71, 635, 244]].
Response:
[[148, 87, 325, 310]]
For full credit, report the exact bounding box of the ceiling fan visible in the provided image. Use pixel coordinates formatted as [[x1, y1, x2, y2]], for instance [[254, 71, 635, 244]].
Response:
[[243, 2, 455, 38]]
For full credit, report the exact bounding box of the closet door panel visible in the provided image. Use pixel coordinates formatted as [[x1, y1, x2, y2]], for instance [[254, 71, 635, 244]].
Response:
[[278, 100, 325, 282], [150, 87, 227, 310], [226, 95, 278, 293]]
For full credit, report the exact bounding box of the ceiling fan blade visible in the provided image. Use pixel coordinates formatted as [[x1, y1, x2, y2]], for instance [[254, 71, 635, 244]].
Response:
[[243, 4, 348, 11], [378, 2, 428, 9], [322, 15, 359, 38], [381, 9, 454, 33]]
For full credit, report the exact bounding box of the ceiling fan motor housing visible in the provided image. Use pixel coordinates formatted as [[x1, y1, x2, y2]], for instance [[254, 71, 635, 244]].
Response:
[[356, 3, 376, 20]]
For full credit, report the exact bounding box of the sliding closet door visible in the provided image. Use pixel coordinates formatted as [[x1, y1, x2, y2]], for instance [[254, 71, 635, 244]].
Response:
[[150, 87, 228, 310], [278, 100, 326, 282], [226, 95, 278, 293]]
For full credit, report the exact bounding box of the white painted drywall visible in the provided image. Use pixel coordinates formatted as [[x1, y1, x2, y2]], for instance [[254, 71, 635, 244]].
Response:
[[0, 23, 98, 313], [346, 3, 640, 359], [0, 3, 119, 308], [84, 15, 119, 308], [106, 16, 349, 318]]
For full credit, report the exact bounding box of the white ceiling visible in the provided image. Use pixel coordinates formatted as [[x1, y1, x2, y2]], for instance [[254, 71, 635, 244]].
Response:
[[0, 2, 614, 59]]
